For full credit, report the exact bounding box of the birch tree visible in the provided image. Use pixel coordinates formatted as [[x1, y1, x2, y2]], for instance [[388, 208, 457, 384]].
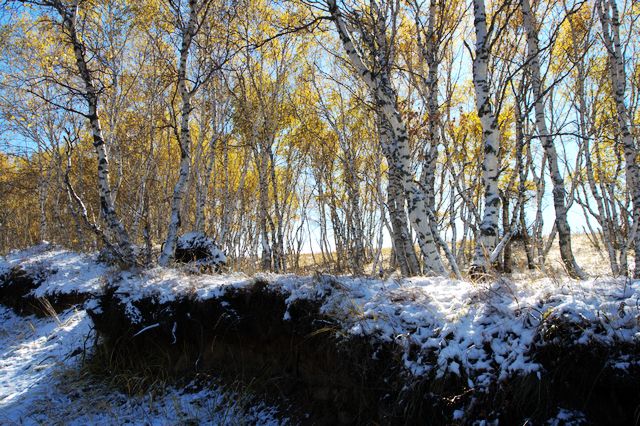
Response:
[[521, 0, 585, 279], [159, 0, 236, 265], [596, 0, 640, 278], [326, 0, 445, 275], [159, 0, 201, 265], [14, 0, 137, 264], [469, 0, 502, 274]]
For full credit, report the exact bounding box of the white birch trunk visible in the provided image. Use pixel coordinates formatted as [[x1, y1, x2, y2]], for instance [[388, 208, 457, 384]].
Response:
[[514, 92, 536, 269], [159, 0, 198, 266], [470, 0, 501, 272], [58, 3, 134, 264], [380, 114, 421, 275], [416, 0, 442, 266], [327, 0, 445, 275], [257, 143, 273, 270], [597, 0, 640, 278], [571, 30, 619, 274]]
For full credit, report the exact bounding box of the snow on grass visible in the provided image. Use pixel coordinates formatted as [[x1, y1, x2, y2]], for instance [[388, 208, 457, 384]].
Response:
[[0, 305, 285, 425], [110, 268, 255, 324], [0, 306, 91, 412], [546, 407, 587, 425], [176, 231, 227, 266], [3, 244, 639, 395], [114, 268, 253, 303], [0, 242, 112, 298], [107, 265, 640, 390], [0, 305, 92, 423], [276, 273, 640, 388]]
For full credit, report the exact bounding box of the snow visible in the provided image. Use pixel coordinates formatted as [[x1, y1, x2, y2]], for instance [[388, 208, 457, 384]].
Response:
[[105, 265, 640, 391], [108, 268, 254, 323], [176, 231, 227, 266], [0, 306, 285, 425], [0, 243, 242, 310], [0, 242, 112, 298], [113, 268, 252, 304], [6, 244, 637, 392], [2, 243, 639, 422], [275, 273, 640, 388], [546, 407, 587, 425], [0, 306, 91, 413]]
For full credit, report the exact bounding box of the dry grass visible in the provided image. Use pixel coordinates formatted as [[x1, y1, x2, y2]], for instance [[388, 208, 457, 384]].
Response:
[[232, 233, 625, 280], [545, 234, 614, 277], [38, 297, 62, 325]]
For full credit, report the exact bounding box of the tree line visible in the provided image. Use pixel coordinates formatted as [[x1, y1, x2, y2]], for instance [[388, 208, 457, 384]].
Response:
[[0, 0, 638, 278]]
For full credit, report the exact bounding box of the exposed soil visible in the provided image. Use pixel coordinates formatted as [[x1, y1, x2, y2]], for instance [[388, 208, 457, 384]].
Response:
[[88, 279, 640, 425], [0, 266, 88, 316]]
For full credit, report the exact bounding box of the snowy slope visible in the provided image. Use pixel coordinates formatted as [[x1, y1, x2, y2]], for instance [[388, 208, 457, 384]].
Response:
[[278, 274, 640, 388], [0, 246, 286, 424], [0, 306, 285, 425], [1, 244, 639, 423], [102, 267, 640, 391], [0, 242, 112, 298], [4, 244, 639, 390]]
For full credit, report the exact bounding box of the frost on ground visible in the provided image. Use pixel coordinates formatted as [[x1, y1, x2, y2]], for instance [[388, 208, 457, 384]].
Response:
[[0, 305, 284, 425]]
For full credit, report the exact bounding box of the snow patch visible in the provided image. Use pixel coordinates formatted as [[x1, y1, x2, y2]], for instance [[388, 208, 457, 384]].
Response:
[[175, 231, 226, 268], [0, 242, 112, 298]]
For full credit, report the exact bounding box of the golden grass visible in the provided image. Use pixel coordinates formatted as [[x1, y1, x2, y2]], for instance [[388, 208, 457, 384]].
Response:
[[232, 233, 628, 280]]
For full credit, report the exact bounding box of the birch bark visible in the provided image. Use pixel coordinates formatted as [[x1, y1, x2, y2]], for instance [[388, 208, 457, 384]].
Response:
[[159, 0, 199, 266], [597, 0, 640, 278], [378, 116, 420, 275], [521, 0, 585, 279], [56, 2, 134, 265], [327, 0, 445, 275], [470, 0, 501, 273]]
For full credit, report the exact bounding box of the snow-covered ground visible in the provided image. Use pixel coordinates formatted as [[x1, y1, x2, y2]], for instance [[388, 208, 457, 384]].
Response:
[[0, 244, 286, 424], [108, 268, 640, 391], [282, 274, 640, 387], [0, 305, 284, 425], [1, 242, 638, 424], [0, 242, 112, 298]]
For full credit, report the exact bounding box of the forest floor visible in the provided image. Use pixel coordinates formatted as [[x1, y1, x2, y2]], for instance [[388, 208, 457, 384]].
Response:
[[0, 239, 637, 425]]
